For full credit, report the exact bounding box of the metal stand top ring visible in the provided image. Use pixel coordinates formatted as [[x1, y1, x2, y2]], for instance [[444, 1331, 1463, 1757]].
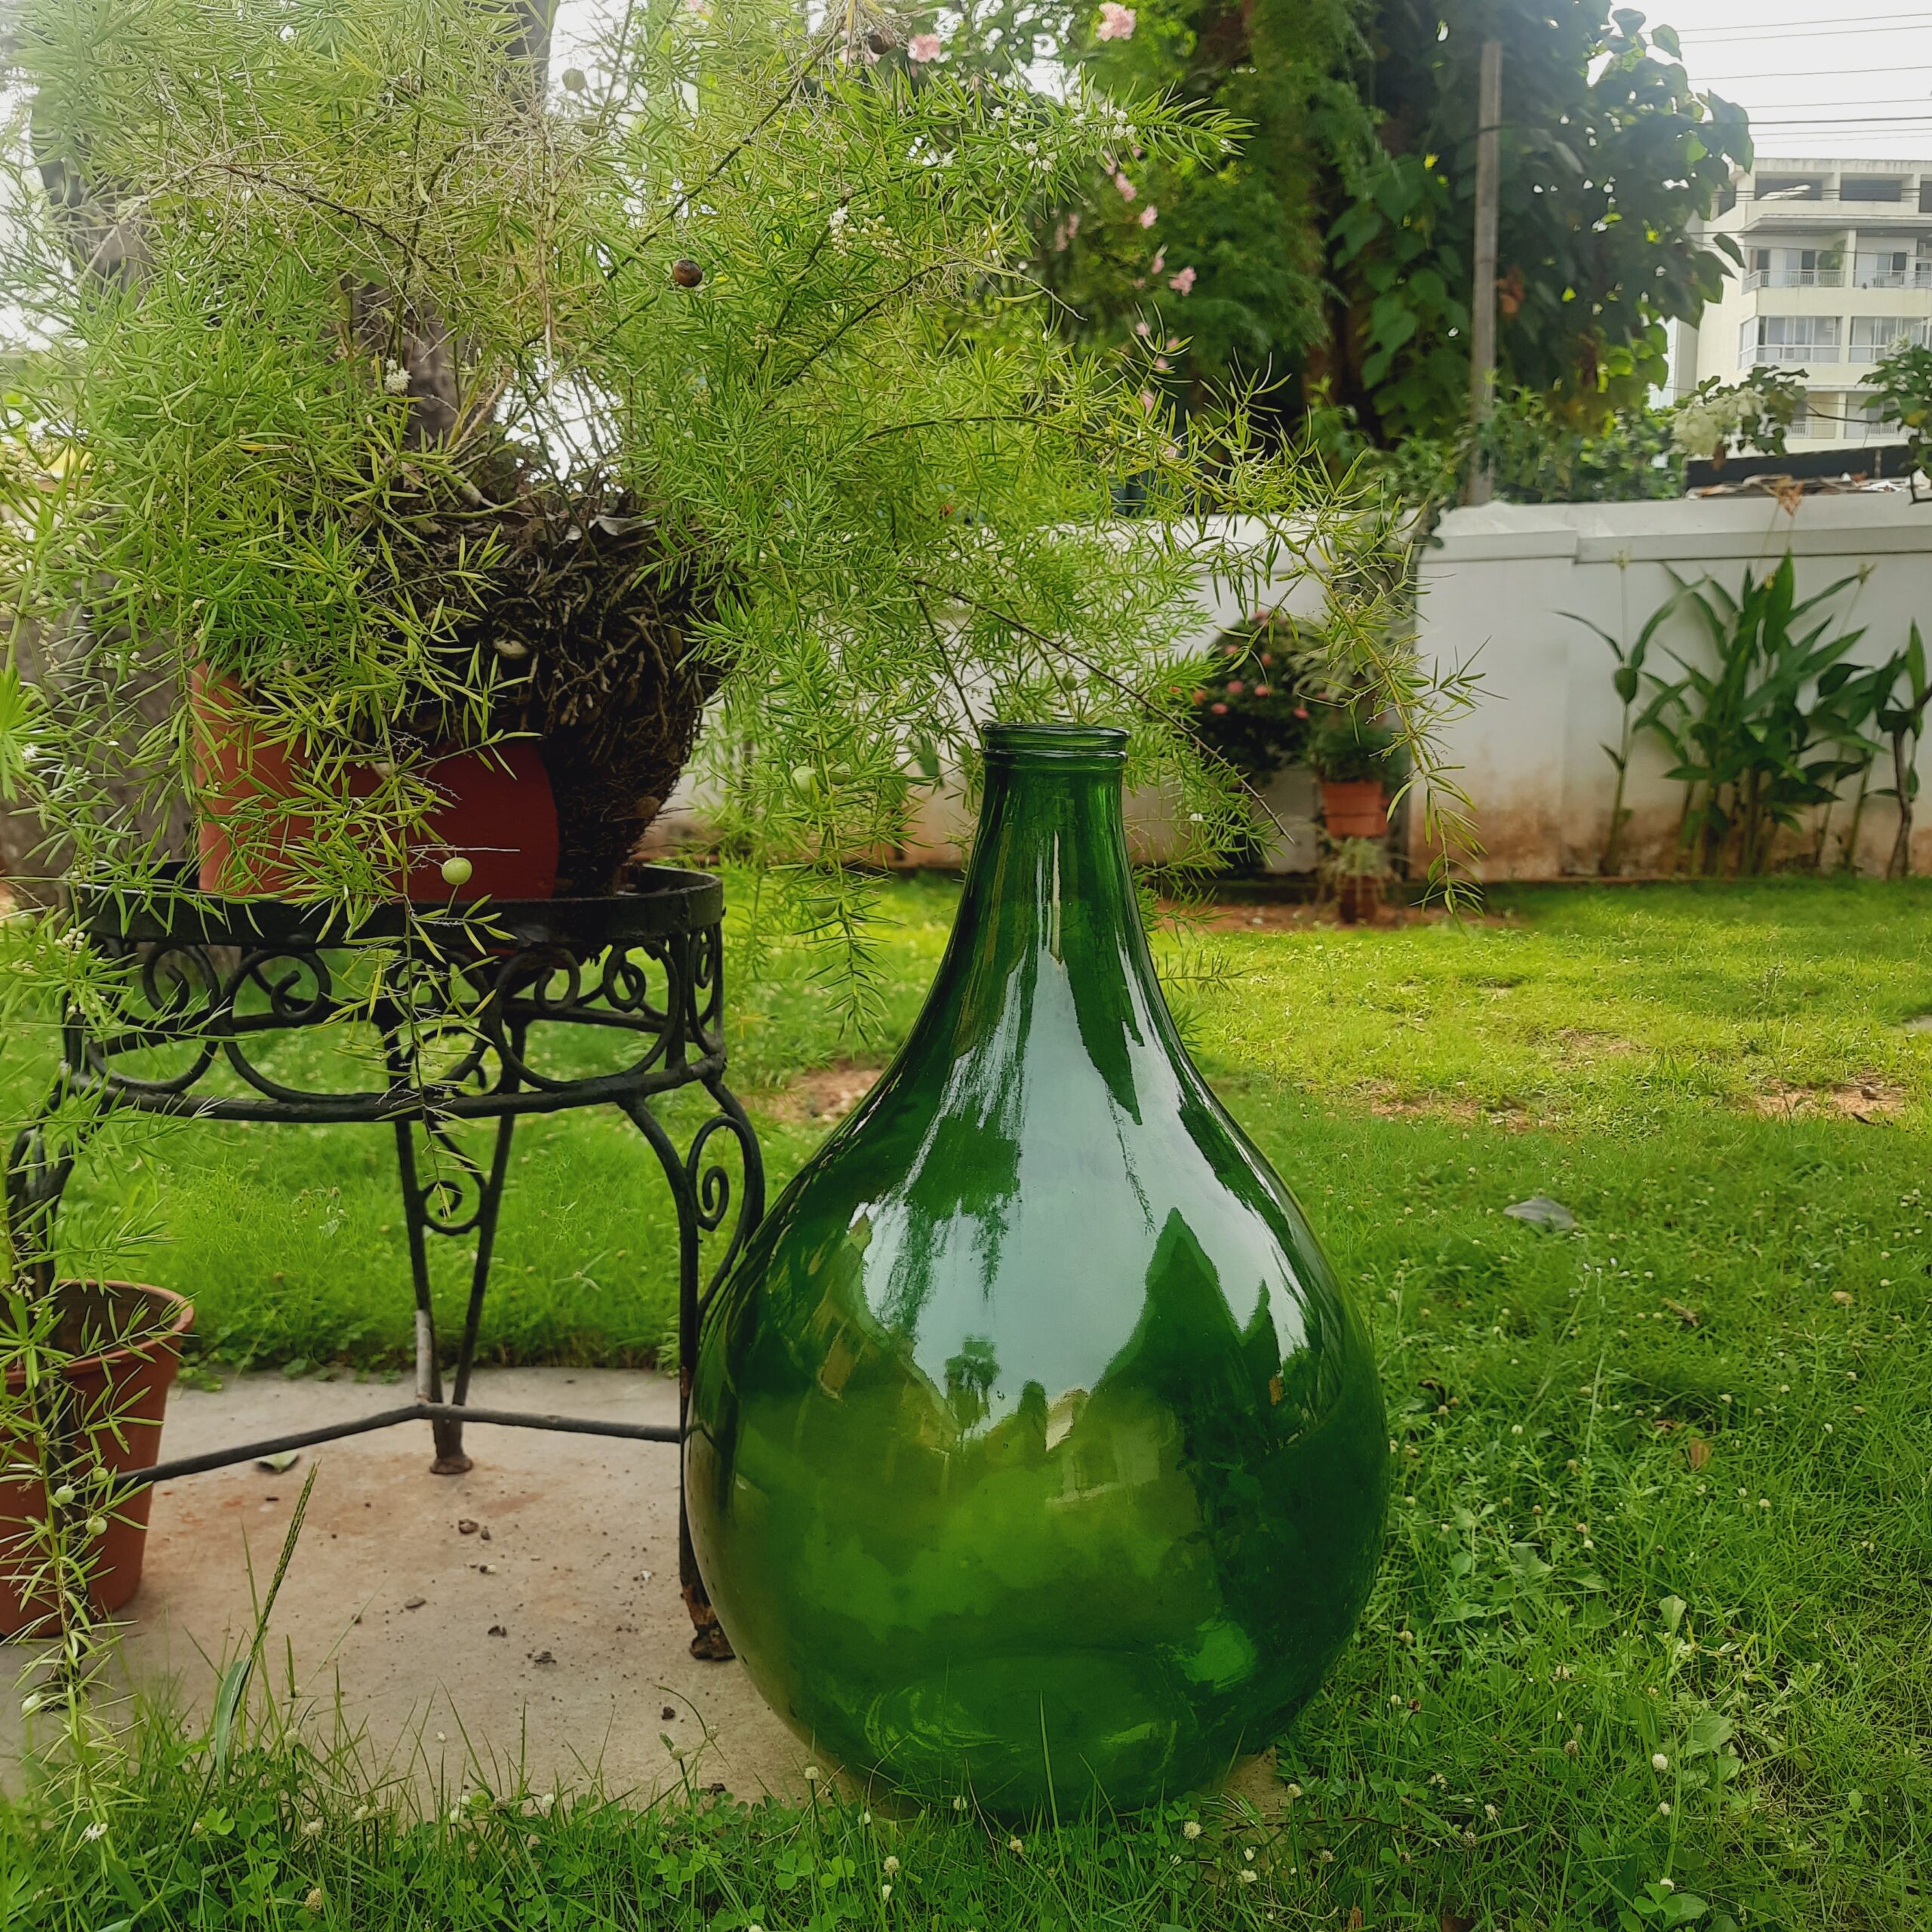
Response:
[[57, 865, 734, 1126]]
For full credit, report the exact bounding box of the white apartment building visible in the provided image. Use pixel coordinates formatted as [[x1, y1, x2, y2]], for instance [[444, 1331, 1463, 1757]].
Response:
[[1672, 157, 1932, 452]]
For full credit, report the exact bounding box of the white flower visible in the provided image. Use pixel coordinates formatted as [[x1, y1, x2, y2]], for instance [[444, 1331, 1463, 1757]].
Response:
[[82, 1820, 108, 1842], [804, 1764, 821, 1783], [1238, 1869, 1259, 1884], [1651, 1752, 1669, 1772], [1659, 1878, 1675, 1892], [1182, 1820, 1202, 1840], [1658, 1801, 1672, 1816], [952, 1795, 967, 1812], [1097, 2, 1137, 38], [1008, 1835, 1024, 1853], [880, 1883, 893, 1901], [383, 363, 411, 395], [883, 1855, 900, 1875]]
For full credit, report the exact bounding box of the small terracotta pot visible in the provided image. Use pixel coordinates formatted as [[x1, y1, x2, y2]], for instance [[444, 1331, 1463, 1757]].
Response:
[[1321, 779, 1389, 840], [1336, 875, 1381, 926], [0, 1281, 194, 1637], [191, 669, 560, 901]]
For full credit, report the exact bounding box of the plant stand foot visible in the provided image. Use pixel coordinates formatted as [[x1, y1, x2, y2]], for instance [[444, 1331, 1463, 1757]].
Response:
[[683, 1579, 734, 1661], [430, 1452, 475, 1475]]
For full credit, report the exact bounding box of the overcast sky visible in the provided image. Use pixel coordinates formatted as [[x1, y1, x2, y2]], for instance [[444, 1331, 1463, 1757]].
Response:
[[1654, 0, 1932, 162]]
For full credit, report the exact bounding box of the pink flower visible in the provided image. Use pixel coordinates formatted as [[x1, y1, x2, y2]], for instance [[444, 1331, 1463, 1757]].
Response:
[[1210, 702, 1229, 715], [1254, 685, 1272, 697], [1138, 205, 1158, 228], [1191, 688, 1206, 703], [1155, 355, 1170, 371], [1066, 212, 1081, 238], [1150, 247, 1166, 273], [1294, 706, 1309, 720], [1135, 320, 1152, 337], [1097, 3, 1137, 39], [1051, 222, 1069, 253], [908, 32, 943, 60], [1114, 173, 1137, 201], [1168, 266, 1197, 295], [1137, 389, 1157, 411], [1226, 680, 1245, 696]]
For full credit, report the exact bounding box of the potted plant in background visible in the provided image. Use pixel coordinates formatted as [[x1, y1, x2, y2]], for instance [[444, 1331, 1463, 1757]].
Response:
[[1308, 708, 1401, 840], [1183, 611, 1316, 871], [1, 1281, 194, 1639]]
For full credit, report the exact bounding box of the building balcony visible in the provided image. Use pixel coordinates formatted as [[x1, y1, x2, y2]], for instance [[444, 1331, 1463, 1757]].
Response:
[[1743, 344, 1840, 365], [1854, 260, 1932, 289], [1744, 266, 1844, 289]]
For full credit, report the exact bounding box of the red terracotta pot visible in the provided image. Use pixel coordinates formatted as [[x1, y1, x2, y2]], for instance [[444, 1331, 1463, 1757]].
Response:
[[1321, 779, 1389, 841], [191, 670, 558, 901], [1, 1281, 194, 1636]]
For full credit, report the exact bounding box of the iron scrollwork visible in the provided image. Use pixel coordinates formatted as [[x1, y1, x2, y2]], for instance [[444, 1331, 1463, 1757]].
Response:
[[6, 866, 765, 1650]]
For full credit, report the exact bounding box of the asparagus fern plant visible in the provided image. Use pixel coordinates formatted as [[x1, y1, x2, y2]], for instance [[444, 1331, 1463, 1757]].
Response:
[[0, 0, 1458, 1019]]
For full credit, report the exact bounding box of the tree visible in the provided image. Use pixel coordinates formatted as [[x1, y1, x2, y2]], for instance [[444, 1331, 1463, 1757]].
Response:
[[1327, 1, 1751, 444], [913, 0, 1749, 445]]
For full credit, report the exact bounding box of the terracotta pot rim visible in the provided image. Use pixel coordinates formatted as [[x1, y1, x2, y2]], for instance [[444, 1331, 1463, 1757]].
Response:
[[3, 1281, 195, 1392]]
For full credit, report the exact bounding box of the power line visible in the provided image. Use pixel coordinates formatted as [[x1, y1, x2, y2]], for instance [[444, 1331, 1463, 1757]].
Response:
[[1698, 65, 1932, 80], [1675, 20, 1932, 42], [1675, 8, 1932, 33]]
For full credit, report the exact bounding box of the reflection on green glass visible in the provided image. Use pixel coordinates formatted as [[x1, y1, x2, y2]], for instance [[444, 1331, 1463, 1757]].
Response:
[[688, 723, 1387, 1810]]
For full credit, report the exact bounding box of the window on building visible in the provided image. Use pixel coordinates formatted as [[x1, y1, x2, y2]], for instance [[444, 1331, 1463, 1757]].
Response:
[[1850, 316, 1930, 361], [1921, 182, 1932, 214], [1755, 175, 1823, 201], [1843, 175, 1905, 202], [1740, 315, 1841, 365]]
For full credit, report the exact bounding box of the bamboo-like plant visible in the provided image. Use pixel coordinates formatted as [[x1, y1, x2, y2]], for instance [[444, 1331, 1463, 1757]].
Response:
[[0, 0, 1463, 1024], [1638, 556, 1867, 877], [1567, 580, 1689, 876], [1875, 623, 1932, 880]]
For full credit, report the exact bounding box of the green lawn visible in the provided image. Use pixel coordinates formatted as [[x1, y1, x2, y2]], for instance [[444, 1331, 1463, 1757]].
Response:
[[6, 876, 1931, 1929]]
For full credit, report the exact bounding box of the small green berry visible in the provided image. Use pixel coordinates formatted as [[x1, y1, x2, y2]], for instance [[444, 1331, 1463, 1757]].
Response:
[[440, 856, 474, 890]]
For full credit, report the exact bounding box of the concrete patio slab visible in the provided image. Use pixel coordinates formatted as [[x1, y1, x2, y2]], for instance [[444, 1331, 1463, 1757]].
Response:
[[7, 1366, 1289, 1814], [12, 1367, 810, 1803]]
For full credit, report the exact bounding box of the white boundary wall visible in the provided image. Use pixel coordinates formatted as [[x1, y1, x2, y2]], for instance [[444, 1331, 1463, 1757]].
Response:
[[1411, 493, 1932, 878], [645, 496, 1932, 879]]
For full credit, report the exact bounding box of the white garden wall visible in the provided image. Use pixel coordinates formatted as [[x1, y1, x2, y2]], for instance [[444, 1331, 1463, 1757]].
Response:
[[1413, 492, 1932, 878], [642, 494, 1932, 881]]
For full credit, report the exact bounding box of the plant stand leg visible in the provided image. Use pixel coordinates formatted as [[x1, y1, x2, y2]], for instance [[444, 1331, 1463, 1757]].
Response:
[[617, 1092, 735, 1662], [5, 1080, 104, 1668], [5, 1078, 101, 1300]]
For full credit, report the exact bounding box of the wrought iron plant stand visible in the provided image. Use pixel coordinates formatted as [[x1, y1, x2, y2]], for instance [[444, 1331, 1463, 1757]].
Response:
[[5, 866, 764, 1658]]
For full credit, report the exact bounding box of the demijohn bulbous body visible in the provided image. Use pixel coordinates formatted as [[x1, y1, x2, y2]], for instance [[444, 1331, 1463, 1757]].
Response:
[[687, 724, 1387, 1809]]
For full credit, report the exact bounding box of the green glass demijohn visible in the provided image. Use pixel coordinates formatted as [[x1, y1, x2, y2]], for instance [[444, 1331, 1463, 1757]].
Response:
[[687, 724, 1388, 1810]]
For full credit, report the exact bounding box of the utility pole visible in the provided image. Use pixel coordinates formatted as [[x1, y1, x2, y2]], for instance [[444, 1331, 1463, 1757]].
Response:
[[1466, 37, 1503, 506]]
